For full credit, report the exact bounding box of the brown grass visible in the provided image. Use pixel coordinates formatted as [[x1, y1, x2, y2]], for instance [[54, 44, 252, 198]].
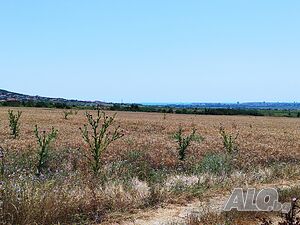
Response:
[[1, 107, 300, 167], [1, 107, 300, 224]]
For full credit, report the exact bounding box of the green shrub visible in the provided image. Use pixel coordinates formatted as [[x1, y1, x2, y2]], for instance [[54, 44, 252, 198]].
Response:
[[80, 110, 124, 175], [197, 153, 232, 176], [173, 126, 203, 161], [8, 110, 22, 138], [34, 125, 58, 175]]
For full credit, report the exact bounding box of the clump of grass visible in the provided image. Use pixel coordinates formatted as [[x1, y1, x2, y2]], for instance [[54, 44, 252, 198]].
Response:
[[2, 177, 84, 225], [107, 150, 159, 182], [164, 174, 206, 198], [8, 110, 22, 138], [80, 110, 124, 175], [197, 152, 232, 176], [173, 126, 203, 161], [34, 125, 58, 175], [7, 175, 167, 224]]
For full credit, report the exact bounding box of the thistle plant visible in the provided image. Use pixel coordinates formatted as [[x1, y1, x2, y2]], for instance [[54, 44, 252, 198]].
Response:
[[219, 126, 239, 156], [34, 125, 58, 175], [80, 110, 124, 175], [8, 110, 22, 138], [173, 126, 203, 161], [63, 110, 73, 120]]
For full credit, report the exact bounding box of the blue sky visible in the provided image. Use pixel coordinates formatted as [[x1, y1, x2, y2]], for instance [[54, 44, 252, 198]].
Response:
[[0, 1, 299, 103]]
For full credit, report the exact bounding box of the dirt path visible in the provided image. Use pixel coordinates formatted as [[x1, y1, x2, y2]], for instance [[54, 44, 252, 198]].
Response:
[[122, 195, 228, 225], [120, 180, 300, 225]]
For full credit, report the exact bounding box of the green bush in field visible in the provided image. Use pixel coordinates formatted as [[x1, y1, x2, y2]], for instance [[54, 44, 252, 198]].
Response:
[[80, 110, 124, 175], [197, 153, 232, 176], [173, 126, 203, 161], [8, 110, 22, 138], [34, 125, 58, 175]]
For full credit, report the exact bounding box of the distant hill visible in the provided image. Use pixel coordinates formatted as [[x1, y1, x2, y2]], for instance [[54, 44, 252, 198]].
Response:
[[1, 89, 300, 110], [0, 89, 107, 107]]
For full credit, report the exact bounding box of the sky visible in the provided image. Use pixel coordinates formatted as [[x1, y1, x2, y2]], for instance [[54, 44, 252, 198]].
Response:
[[0, 1, 300, 103]]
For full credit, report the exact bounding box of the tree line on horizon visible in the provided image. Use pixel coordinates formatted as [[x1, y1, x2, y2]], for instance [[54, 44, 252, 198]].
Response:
[[1, 99, 300, 118]]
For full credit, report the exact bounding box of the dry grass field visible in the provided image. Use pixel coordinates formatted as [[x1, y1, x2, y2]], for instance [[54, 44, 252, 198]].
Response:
[[1, 107, 300, 167], [2, 107, 300, 224]]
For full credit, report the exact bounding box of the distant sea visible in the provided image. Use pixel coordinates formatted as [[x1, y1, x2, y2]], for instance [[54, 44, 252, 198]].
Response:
[[139, 102, 233, 106]]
